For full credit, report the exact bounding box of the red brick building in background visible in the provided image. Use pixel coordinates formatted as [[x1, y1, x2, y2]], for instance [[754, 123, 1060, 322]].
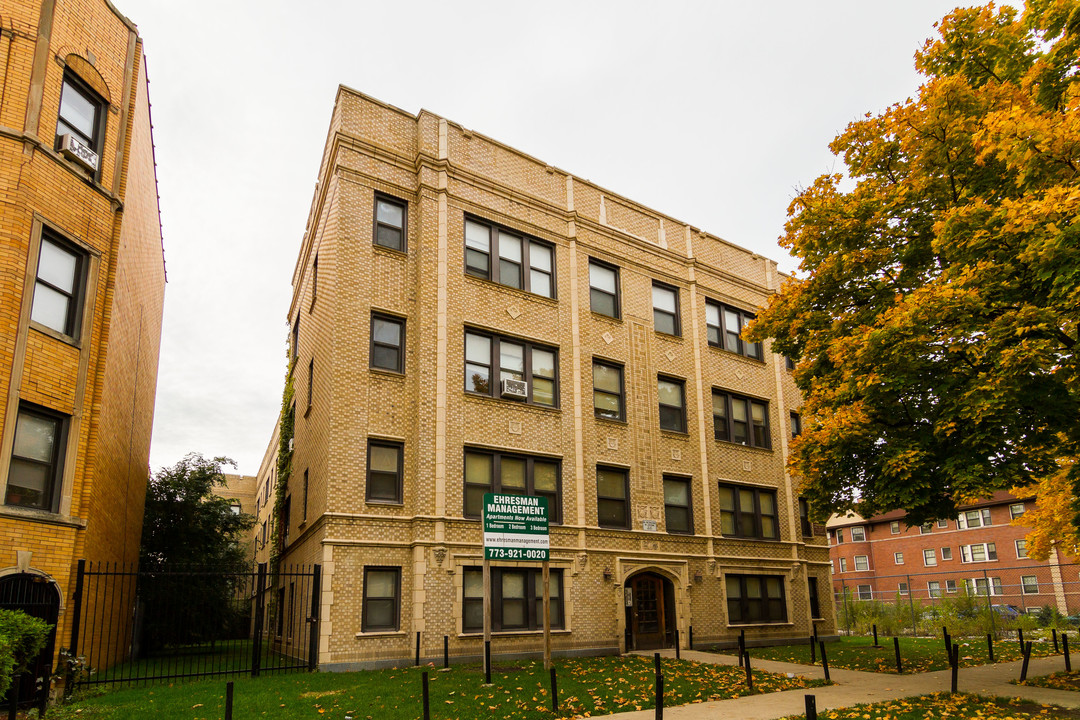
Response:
[[827, 492, 1080, 615]]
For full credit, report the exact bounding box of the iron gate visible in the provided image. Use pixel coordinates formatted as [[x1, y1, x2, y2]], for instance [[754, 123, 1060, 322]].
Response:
[[68, 561, 320, 688]]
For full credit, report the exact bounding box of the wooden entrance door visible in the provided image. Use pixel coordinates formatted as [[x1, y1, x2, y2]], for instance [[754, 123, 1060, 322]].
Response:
[[630, 574, 666, 650]]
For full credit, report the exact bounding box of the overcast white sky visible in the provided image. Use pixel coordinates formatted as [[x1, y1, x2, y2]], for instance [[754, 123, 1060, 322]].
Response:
[[123, 0, 967, 476]]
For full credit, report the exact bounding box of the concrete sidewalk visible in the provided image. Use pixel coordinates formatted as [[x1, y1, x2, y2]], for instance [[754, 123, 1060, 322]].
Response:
[[596, 649, 1080, 720]]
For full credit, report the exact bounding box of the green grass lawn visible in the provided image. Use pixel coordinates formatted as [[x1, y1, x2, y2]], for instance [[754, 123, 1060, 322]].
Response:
[[1016, 669, 1080, 691], [50, 654, 826, 720], [782, 692, 1080, 719], [717, 635, 1060, 673], [85, 638, 303, 684]]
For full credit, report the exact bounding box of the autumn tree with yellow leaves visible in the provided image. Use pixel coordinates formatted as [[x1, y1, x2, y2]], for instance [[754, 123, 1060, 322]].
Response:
[[749, 1, 1080, 529]]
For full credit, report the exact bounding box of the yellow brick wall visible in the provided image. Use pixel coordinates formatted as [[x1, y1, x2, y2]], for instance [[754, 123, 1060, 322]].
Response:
[[0, 0, 164, 678], [271, 88, 833, 669]]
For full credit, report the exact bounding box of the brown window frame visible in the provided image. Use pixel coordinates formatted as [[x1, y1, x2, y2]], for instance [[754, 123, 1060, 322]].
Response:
[[596, 466, 630, 529], [588, 258, 621, 319], [652, 281, 680, 336], [4, 402, 68, 513], [462, 567, 564, 632], [370, 312, 405, 374], [361, 566, 402, 632], [726, 574, 786, 624], [663, 475, 693, 534], [592, 359, 625, 421], [464, 329, 558, 408], [798, 497, 813, 537], [713, 390, 770, 448], [366, 439, 404, 504], [705, 299, 763, 361], [718, 482, 779, 540], [373, 193, 407, 252], [463, 216, 556, 298], [808, 576, 821, 618], [463, 449, 561, 523]]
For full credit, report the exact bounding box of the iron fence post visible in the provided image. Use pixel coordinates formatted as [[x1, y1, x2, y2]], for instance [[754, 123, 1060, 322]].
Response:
[[983, 569, 995, 635], [308, 565, 321, 672], [906, 574, 917, 636], [66, 560, 86, 693], [252, 563, 267, 678]]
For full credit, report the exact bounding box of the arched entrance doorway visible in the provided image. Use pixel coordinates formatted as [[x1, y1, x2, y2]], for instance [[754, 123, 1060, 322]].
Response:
[[624, 572, 676, 651], [0, 573, 61, 709]]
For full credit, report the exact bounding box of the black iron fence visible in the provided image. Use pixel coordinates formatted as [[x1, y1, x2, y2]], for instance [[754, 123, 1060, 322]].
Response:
[[833, 562, 1080, 637], [67, 561, 320, 689]]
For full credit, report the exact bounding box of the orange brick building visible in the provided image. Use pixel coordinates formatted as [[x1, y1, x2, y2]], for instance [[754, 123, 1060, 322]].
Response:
[[264, 88, 835, 670], [0, 0, 165, 703]]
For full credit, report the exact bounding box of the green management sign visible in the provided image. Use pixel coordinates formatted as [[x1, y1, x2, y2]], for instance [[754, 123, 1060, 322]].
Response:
[[482, 493, 549, 561]]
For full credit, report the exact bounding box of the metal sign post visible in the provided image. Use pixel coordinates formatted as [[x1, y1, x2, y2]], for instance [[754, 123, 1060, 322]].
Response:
[[482, 493, 551, 670]]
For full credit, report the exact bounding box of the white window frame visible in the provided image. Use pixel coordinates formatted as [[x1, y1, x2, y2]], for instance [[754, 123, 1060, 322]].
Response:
[[1015, 539, 1028, 559], [928, 581, 942, 598], [850, 526, 866, 542], [960, 542, 997, 563], [957, 508, 992, 529], [898, 582, 909, 596], [1021, 576, 1039, 594], [854, 555, 869, 572], [1010, 503, 1026, 520], [894, 552, 904, 565], [940, 547, 953, 561], [923, 549, 937, 567], [945, 579, 958, 594], [936, 518, 949, 528], [890, 521, 900, 534], [839, 558, 848, 573]]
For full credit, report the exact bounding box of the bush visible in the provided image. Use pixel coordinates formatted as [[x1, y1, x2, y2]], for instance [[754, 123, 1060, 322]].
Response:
[[0, 609, 52, 698]]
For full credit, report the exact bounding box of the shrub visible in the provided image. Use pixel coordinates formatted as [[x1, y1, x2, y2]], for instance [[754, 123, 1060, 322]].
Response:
[[0, 609, 52, 698]]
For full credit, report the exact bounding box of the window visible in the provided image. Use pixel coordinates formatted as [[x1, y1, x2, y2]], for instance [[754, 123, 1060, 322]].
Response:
[[808, 576, 821, 618], [463, 567, 564, 632], [301, 469, 308, 521], [718, 483, 778, 540], [945, 579, 958, 594], [890, 521, 900, 535], [362, 567, 401, 631], [6, 404, 67, 512], [898, 582, 909, 596], [464, 450, 560, 522], [31, 233, 86, 338], [663, 476, 692, 534], [1010, 503, 1026, 520], [850, 526, 866, 542], [306, 358, 314, 411], [712, 391, 769, 447], [658, 377, 686, 432], [465, 330, 558, 407], [790, 412, 802, 438], [588, 259, 620, 318], [281, 495, 291, 546], [920, 523, 932, 534], [726, 575, 786, 624], [311, 255, 318, 305], [798, 498, 812, 537], [366, 440, 403, 504], [291, 315, 299, 364], [592, 360, 624, 421], [958, 508, 992, 529], [652, 282, 680, 335], [370, 313, 404, 373], [928, 581, 942, 598], [596, 467, 629, 529], [894, 552, 904, 565], [923, 549, 937, 567], [835, 528, 845, 544], [464, 217, 554, 297], [786, 356, 796, 371], [56, 72, 104, 165], [276, 587, 285, 636], [1015, 539, 1028, 559], [839, 558, 848, 572], [960, 543, 997, 563], [705, 300, 763, 360], [854, 555, 869, 572], [1022, 576, 1039, 594], [937, 519, 949, 528], [967, 577, 1003, 596], [941, 547, 953, 561], [374, 194, 407, 251], [856, 585, 873, 601]]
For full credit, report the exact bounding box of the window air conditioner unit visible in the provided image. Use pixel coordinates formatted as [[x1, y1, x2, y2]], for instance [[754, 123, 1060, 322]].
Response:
[[58, 133, 99, 172], [501, 378, 528, 399]]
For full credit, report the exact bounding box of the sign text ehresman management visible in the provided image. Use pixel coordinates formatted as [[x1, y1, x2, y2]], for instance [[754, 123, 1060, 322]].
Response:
[[482, 493, 549, 561]]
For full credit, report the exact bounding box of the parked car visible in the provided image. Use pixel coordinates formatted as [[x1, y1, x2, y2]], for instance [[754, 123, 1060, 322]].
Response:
[[991, 604, 1022, 620]]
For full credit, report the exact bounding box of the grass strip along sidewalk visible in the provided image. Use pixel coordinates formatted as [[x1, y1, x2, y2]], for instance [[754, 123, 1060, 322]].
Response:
[[51, 654, 826, 720], [1017, 670, 1080, 691], [725, 635, 1060, 674], [784, 692, 1080, 719]]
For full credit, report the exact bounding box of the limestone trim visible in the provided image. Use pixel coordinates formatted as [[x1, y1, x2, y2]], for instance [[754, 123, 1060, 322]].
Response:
[[0, 566, 66, 609], [23, 0, 55, 137], [109, 32, 137, 198]]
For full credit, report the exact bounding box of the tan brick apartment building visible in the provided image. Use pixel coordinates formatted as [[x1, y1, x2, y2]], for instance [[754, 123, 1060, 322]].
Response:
[[828, 492, 1080, 615], [0, 0, 165, 699], [266, 87, 834, 669]]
